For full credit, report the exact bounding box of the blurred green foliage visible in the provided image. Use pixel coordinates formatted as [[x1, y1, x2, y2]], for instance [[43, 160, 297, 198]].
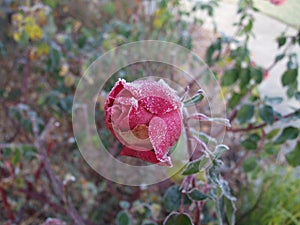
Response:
[[237, 166, 300, 225]]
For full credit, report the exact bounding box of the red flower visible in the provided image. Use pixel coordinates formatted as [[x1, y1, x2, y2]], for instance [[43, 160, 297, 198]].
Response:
[[105, 79, 183, 167], [269, 0, 286, 6]]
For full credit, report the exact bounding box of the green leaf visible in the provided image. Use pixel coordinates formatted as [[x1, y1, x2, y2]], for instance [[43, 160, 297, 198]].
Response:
[[281, 69, 298, 86], [3, 148, 12, 158], [163, 185, 191, 212], [266, 128, 281, 139], [224, 197, 237, 225], [240, 68, 250, 87], [12, 148, 22, 165], [116, 210, 130, 225], [237, 104, 255, 124], [276, 35, 286, 48], [64, 37, 72, 51], [206, 39, 221, 65], [264, 96, 283, 104], [101, 2, 115, 15], [214, 144, 229, 159], [192, 131, 217, 145], [259, 105, 274, 124], [163, 212, 193, 225], [241, 139, 257, 150], [264, 143, 280, 155], [47, 47, 61, 73], [243, 156, 258, 172], [241, 133, 260, 150], [228, 92, 242, 109], [183, 90, 205, 107], [44, 0, 58, 8], [188, 189, 208, 201], [119, 201, 130, 209], [182, 156, 209, 175], [243, 19, 253, 33], [251, 67, 263, 84], [221, 69, 239, 86], [274, 126, 299, 144], [275, 54, 285, 63], [285, 141, 300, 167], [22, 145, 37, 160], [287, 53, 298, 70], [287, 83, 298, 98]]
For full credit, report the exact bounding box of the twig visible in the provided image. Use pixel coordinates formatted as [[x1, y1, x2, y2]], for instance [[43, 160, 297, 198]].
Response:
[[17, 188, 97, 225], [256, 128, 266, 153], [227, 109, 299, 133], [31, 117, 85, 225], [180, 192, 185, 214], [214, 84, 256, 138], [0, 186, 15, 221], [34, 142, 54, 180], [183, 109, 194, 159], [192, 177, 201, 225], [266, 36, 295, 72], [21, 50, 30, 103]]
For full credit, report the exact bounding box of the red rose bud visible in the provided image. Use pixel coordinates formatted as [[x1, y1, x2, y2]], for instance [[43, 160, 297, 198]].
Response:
[[105, 79, 183, 167]]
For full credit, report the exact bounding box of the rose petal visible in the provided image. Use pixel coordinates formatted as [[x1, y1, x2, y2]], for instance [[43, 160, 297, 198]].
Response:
[[149, 111, 182, 162], [104, 79, 126, 110], [124, 79, 182, 110], [110, 104, 131, 131], [113, 128, 152, 151], [129, 105, 153, 129], [120, 147, 172, 167], [105, 79, 127, 133], [139, 96, 175, 115]]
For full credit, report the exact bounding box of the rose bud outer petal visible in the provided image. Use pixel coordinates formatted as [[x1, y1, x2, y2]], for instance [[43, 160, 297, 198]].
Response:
[[120, 147, 172, 167], [124, 79, 182, 110], [149, 111, 182, 163], [105, 79, 127, 134], [105, 79, 127, 111]]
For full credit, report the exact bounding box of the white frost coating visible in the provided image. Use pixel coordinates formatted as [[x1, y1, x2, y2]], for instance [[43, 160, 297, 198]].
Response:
[[121, 78, 182, 111]]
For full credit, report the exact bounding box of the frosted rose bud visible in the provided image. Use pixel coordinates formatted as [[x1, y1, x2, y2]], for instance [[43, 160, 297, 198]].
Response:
[[269, 0, 286, 5], [105, 79, 183, 167]]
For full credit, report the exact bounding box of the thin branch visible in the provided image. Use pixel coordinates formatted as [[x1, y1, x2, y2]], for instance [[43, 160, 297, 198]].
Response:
[[192, 177, 202, 225], [21, 50, 30, 103], [183, 109, 194, 160], [266, 36, 295, 72], [31, 117, 85, 225], [0, 186, 15, 221], [256, 128, 266, 153], [226, 109, 299, 133]]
